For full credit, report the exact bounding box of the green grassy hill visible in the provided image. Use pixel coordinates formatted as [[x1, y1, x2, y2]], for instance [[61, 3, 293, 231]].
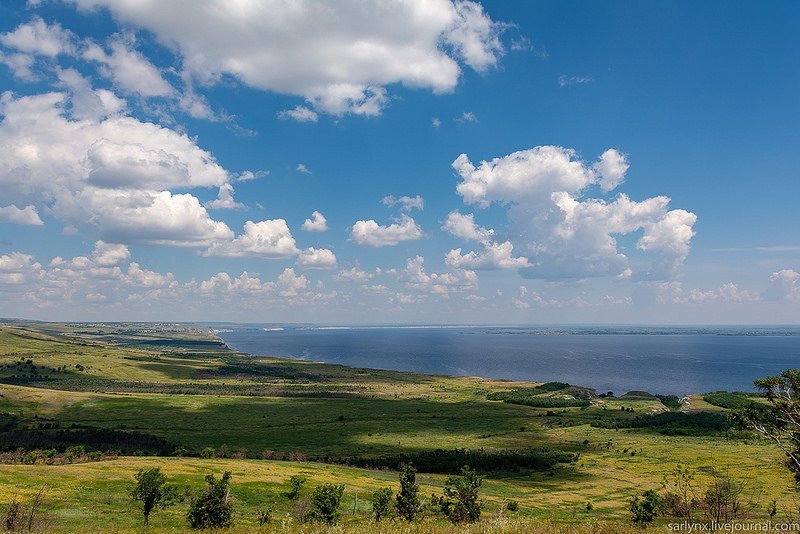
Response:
[[0, 323, 791, 532]]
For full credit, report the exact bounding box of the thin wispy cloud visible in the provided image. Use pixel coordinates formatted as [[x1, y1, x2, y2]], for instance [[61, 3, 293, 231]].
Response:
[[558, 75, 594, 87]]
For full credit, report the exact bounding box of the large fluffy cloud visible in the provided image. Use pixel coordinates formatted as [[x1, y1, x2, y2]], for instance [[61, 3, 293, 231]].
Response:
[[61, 0, 506, 116], [452, 146, 697, 279], [0, 90, 236, 245]]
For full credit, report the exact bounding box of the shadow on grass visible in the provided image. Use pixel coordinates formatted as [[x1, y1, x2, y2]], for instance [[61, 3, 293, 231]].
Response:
[[26, 392, 585, 461]]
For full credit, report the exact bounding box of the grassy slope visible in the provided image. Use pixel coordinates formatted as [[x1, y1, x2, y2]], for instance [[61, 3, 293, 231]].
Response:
[[0, 323, 792, 531]]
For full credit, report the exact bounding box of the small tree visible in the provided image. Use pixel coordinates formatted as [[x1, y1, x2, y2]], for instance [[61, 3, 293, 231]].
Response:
[[131, 468, 178, 526], [701, 472, 742, 523], [661, 464, 697, 518], [371, 487, 393, 521], [187, 472, 234, 529], [629, 489, 663, 527], [395, 463, 422, 521], [440, 466, 483, 523], [310, 483, 345, 524], [285, 475, 307, 501]]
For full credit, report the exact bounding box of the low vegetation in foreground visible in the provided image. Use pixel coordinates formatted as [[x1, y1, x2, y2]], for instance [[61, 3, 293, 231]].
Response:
[[0, 322, 797, 532]]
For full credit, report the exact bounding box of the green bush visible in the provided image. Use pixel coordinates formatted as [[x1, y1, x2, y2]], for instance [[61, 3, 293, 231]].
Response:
[[629, 489, 663, 526], [186, 472, 233, 529], [371, 487, 393, 521], [396, 463, 422, 521], [440, 466, 483, 523], [285, 475, 306, 501], [309, 483, 345, 524]]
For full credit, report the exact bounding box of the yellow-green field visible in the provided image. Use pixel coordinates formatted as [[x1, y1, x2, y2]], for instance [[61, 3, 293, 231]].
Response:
[[0, 323, 792, 532]]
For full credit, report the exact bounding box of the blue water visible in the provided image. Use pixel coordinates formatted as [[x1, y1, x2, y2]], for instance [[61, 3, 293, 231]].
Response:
[[217, 327, 800, 395]]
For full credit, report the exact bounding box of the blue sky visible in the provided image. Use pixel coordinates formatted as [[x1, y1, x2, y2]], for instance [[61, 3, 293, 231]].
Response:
[[0, 0, 798, 323]]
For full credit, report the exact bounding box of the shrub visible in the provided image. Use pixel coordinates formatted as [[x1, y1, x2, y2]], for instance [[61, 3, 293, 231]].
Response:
[[396, 463, 422, 521], [372, 487, 393, 521], [200, 447, 215, 459], [440, 466, 483, 523], [506, 500, 518, 512], [131, 468, 178, 526], [186, 472, 234, 529], [285, 475, 307, 501], [310, 483, 345, 524], [629, 489, 663, 527]]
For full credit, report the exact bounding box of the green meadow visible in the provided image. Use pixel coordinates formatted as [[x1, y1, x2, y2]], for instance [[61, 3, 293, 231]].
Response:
[[0, 323, 793, 532]]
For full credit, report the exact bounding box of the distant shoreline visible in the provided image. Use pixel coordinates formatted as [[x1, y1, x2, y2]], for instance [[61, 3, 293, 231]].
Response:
[[211, 324, 800, 336]]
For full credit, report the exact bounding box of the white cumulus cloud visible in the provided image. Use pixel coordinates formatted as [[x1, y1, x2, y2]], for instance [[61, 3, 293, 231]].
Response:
[[205, 220, 300, 258], [0, 91, 235, 246], [205, 183, 245, 210], [350, 215, 423, 247], [301, 211, 328, 232], [91, 240, 129, 266], [445, 241, 529, 270], [60, 0, 506, 116], [296, 247, 337, 270], [402, 255, 477, 295], [442, 211, 493, 243], [453, 146, 696, 279]]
